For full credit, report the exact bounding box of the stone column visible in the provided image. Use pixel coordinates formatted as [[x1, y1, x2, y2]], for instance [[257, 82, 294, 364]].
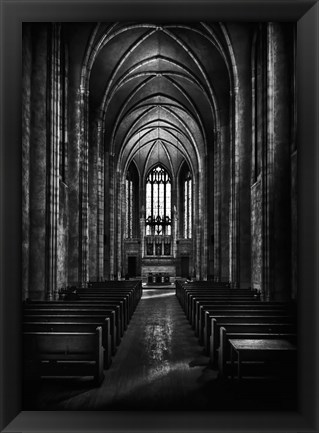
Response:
[[202, 155, 208, 280], [173, 205, 178, 259], [250, 26, 264, 295], [207, 139, 214, 278], [238, 76, 253, 289], [109, 153, 115, 279], [88, 119, 99, 281], [97, 124, 105, 280], [79, 87, 89, 286], [229, 87, 240, 288], [220, 125, 230, 282], [47, 23, 64, 300], [67, 85, 81, 285], [266, 23, 292, 301], [140, 215, 145, 258], [213, 129, 221, 281], [117, 175, 125, 278], [104, 150, 110, 279]]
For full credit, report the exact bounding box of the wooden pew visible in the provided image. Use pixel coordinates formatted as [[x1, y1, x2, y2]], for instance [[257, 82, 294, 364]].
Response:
[[26, 300, 126, 335], [75, 291, 135, 319], [197, 305, 290, 344], [23, 313, 117, 354], [203, 310, 294, 350], [228, 338, 297, 380], [23, 305, 122, 344], [195, 302, 291, 337], [76, 295, 131, 321], [179, 289, 258, 313], [192, 300, 288, 330], [175, 281, 258, 308], [190, 297, 261, 327], [185, 294, 259, 322], [204, 313, 295, 354], [180, 289, 258, 313], [23, 327, 104, 385], [218, 325, 297, 377], [210, 318, 296, 364], [81, 281, 142, 307], [23, 320, 112, 368]]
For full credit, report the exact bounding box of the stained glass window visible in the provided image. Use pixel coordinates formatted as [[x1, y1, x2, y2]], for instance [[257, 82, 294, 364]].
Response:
[[145, 165, 171, 236]]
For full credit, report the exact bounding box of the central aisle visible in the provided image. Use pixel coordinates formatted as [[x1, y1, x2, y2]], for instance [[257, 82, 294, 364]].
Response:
[[81, 288, 216, 410], [30, 289, 218, 410]]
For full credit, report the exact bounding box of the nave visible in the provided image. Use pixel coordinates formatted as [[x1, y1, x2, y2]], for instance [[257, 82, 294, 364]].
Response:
[[23, 288, 297, 411]]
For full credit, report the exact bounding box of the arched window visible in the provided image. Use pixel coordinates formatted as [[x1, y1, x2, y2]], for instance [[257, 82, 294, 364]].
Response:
[[183, 171, 192, 239], [145, 165, 171, 236]]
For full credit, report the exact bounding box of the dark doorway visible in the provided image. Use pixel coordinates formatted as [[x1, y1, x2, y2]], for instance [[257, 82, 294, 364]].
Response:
[[128, 256, 137, 278], [181, 257, 189, 278]]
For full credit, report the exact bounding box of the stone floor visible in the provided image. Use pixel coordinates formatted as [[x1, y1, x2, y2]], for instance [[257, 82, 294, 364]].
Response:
[[23, 289, 298, 411]]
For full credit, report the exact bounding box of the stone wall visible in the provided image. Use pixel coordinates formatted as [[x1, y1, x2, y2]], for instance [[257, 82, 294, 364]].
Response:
[[57, 181, 69, 289]]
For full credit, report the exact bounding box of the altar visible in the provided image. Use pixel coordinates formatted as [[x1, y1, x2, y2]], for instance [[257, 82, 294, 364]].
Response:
[[141, 260, 176, 284]]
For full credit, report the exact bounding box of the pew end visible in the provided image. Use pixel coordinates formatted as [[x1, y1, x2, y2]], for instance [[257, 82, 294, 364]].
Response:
[[23, 327, 104, 385]]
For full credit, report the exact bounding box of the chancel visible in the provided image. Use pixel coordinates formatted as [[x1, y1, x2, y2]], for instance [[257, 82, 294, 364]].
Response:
[[22, 22, 297, 410]]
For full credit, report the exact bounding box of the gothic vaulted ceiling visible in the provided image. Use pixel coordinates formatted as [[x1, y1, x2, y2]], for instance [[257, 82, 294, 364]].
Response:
[[66, 22, 234, 178]]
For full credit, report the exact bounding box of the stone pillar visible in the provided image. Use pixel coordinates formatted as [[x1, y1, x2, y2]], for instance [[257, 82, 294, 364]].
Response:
[[104, 150, 110, 279], [97, 124, 105, 280], [213, 129, 221, 281], [28, 24, 48, 300], [201, 155, 208, 280], [109, 153, 115, 279], [267, 23, 292, 301], [230, 59, 252, 289], [140, 215, 145, 258], [80, 87, 89, 286], [67, 86, 81, 285], [117, 175, 124, 278], [229, 87, 240, 288], [220, 125, 230, 282], [207, 138, 214, 278], [250, 26, 264, 295], [88, 119, 99, 281], [173, 205, 178, 259], [238, 77, 252, 289], [47, 23, 63, 300]]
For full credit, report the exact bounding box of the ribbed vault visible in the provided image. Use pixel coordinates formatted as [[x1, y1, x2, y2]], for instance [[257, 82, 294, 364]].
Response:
[[84, 22, 232, 178]]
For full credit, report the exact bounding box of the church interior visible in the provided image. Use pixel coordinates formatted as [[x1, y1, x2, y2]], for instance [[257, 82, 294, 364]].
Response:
[[21, 21, 298, 411]]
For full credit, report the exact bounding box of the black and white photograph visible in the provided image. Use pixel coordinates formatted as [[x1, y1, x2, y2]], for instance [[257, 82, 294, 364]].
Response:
[[20, 20, 302, 412], [1, 0, 319, 429]]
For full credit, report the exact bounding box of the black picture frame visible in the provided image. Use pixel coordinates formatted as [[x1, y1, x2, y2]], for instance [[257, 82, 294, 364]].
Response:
[[1, 0, 318, 432]]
